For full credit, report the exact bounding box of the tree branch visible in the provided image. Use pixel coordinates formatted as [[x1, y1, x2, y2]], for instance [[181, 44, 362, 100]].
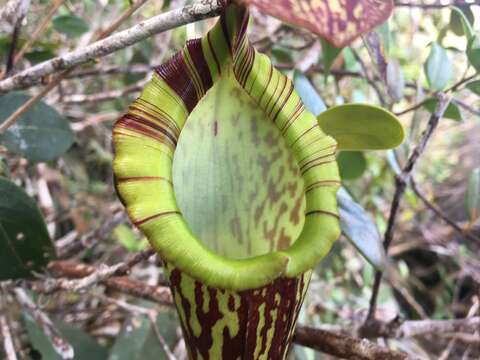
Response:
[[13, 287, 74, 359], [294, 326, 408, 360], [365, 93, 452, 321], [0, 0, 224, 94], [32, 248, 156, 294], [0, 314, 17, 360], [394, 1, 480, 8]]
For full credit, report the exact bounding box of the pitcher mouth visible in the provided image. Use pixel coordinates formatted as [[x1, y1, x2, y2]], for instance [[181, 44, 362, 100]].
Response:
[[112, 4, 341, 291]]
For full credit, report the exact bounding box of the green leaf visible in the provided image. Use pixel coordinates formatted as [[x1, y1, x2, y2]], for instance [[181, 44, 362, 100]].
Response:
[[450, 7, 475, 40], [337, 151, 366, 180], [466, 80, 480, 95], [0, 177, 55, 280], [0, 92, 74, 162], [53, 15, 89, 38], [467, 36, 480, 73], [271, 45, 294, 64], [293, 70, 326, 116], [24, 314, 108, 360], [423, 98, 463, 121], [466, 168, 480, 224], [320, 39, 343, 77], [317, 103, 404, 150], [108, 312, 178, 360], [337, 188, 386, 270], [424, 43, 452, 91]]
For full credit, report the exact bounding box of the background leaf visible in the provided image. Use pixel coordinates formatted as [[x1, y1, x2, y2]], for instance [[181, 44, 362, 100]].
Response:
[[24, 314, 107, 360], [337, 151, 367, 180], [241, 0, 394, 47], [423, 98, 463, 121], [467, 36, 480, 73], [0, 92, 74, 162], [53, 15, 89, 38], [466, 80, 480, 95], [320, 39, 343, 77], [337, 188, 386, 270], [466, 168, 480, 224], [109, 312, 178, 360], [424, 43, 452, 91], [0, 177, 55, 280], [317, 103, 404, 150], [450, 7, 474, 40]]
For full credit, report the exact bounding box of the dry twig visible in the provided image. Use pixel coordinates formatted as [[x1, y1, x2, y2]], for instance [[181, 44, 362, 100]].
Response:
[[365, 93, 452, 322], [12, 287, 74, 359], [0, 0, 223, 95], [0, 314, 18, 360]]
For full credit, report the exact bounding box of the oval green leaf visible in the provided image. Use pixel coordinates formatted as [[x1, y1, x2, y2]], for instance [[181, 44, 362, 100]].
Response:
[[424, 43, 452, 91], [337, 188, 386, 270], [317, 103, 404, 150], [0, 177, 55, 280], [0, 92, 74, 162], [53, 15, 89, 38], [337, 151, 367, 180]]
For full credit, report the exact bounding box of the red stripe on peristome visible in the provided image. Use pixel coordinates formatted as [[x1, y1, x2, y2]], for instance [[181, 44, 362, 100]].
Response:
[[133, 211, 181, 226], [301, 159, 336, 175], [117, 176, 173, 186], [186, 39, 214, 93], [306, 209, 340, 219], [155, 52, 198, 113], [299, 152, 336, 172], [272, 82, 294, 123], [117, 114, 178, 146]]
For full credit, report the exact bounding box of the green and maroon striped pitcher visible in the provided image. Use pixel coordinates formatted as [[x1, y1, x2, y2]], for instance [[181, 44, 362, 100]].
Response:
[[112, 4, 340, 358]]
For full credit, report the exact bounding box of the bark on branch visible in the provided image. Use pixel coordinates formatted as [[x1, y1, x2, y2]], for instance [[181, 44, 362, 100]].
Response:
[[294, 326, 408, 360], [0, 0, 224, 94]]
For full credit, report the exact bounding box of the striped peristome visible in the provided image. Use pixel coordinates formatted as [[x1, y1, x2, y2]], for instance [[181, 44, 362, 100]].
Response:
[[113, 4, 340, 358]]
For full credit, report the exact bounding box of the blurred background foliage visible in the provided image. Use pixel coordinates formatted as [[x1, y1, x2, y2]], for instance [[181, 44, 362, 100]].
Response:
[[0, 0, 479, 359]]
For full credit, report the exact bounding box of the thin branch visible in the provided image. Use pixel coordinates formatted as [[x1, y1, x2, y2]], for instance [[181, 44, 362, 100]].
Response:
[[410, 178, 480, 243], [59, 80, 146, 105], [0, 0, 156, 134], [39, 259, 172, 305], [360, 316, 480, 339], [365, 93, 452, 322], [32, 248, 156, 294], [0, 0, 224, 95], [13, 287, 74, 359], [12, 0, 65, 67], [5, 21, 22, 76], [56, 211, 128, 258], [395, 74, 478, 116], [394, 1, 480, 9], [148, 313, 177, 360], [0, 314, 17, 360], [294, 326, 408, 360]]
